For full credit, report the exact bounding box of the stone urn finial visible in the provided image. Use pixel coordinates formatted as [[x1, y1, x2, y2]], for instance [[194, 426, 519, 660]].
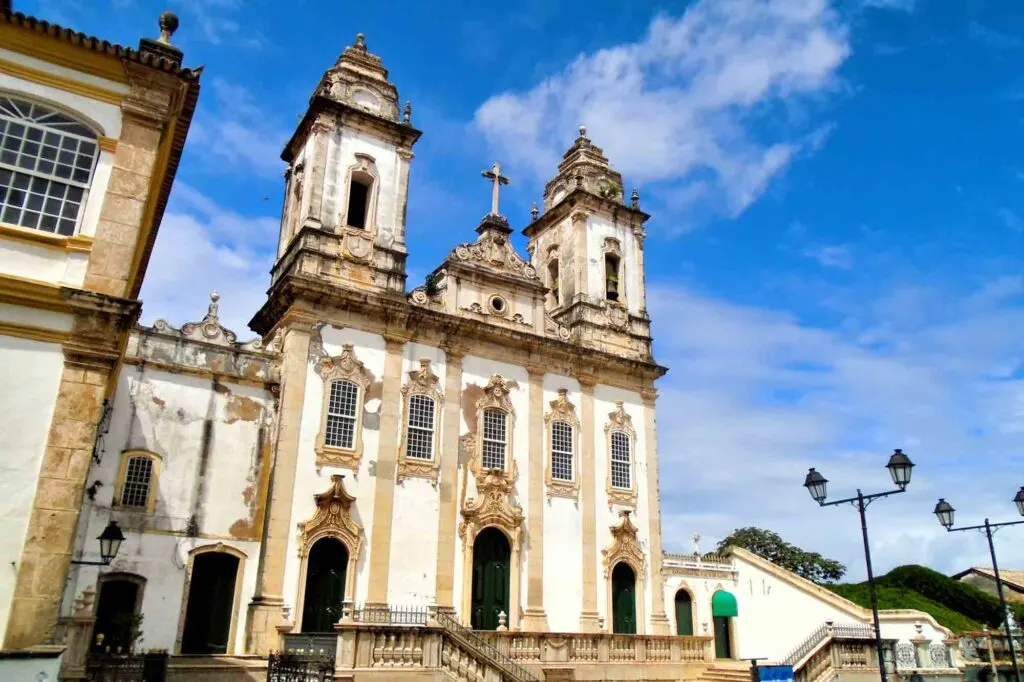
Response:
[[158, 11, 179, 44]]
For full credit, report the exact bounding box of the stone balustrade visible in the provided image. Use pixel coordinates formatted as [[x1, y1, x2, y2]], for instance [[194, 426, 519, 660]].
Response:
[[477, 630, 714, 666]]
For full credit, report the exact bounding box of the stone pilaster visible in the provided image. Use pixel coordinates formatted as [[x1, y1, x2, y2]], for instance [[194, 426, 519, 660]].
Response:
[[642, 388, 670, 634], [433, 347, 464, 610], [302, 115, 333, 229], [4, 355, 111, 649], [364, 335, 408, 606], [245, 325, 312, 655], [578, 376, 601, 632], [520, 366, 549, 631], [394, 148, 414, 247]]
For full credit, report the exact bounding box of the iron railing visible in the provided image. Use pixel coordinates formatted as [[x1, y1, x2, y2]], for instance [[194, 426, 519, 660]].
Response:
[[784, 623, 876, 666], [350, 604, 429, 626], [281, 633, 338, 656], [86, 651, 167, 682], [433, 609, 540, 682], [267, 650, 334, 682]]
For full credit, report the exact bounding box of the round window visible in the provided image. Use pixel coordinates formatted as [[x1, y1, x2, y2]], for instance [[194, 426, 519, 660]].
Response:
[[488, 295, 507, 315]]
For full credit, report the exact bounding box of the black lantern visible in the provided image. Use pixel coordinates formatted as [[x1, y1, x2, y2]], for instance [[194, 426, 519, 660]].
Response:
[[97, 521, 125, 564], [804, 468, 828, 504], [933, 498, 955, 530], [886, 449, 914, 488], [1014, 487, 1024, 518]]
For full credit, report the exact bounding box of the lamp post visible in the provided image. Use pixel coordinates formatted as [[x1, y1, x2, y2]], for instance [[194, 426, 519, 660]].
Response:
[[70, 521, 125, 567], [803, 449, 915, 682], [933, 487, 1024, 682]]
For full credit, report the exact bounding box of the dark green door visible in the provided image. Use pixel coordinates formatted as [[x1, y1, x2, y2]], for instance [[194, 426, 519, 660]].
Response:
[[302, 538, 348, 632], [611, 563, 636, 634], [181, 553, 239, 654], [674, 590, 693, 636], [471, 528, 510, 630], [713, 616, 732, 658]]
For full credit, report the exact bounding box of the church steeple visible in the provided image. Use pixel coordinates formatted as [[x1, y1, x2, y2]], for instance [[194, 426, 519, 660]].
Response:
[[522, 127, 653, 362], [269, 33, 422, 303]]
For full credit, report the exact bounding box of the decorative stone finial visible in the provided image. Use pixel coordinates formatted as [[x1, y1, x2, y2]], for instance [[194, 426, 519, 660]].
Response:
[[403, 100, 412, 124], [530, 202, 539, 221], [208, 291, 220, 319], [354, 33, 367, 50], [578, 124, 587, 138], [631, 187, 639, 209], [158, 11, 179, 44]]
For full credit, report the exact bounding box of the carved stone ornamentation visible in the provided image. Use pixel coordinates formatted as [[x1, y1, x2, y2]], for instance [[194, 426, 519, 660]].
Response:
[[605, 303, 629, 330], [459, 468, 524, 540], [605, 401, 638, 509], [602, 510, 645, 578], [544, 315, 572, 341], [450, 229, 537, 280], [314, 344, 374, 470], [545, 389, 581, 500], [397, 359, 443, 484], [297, 475, 363, 559], [467, 374, 519, 481]]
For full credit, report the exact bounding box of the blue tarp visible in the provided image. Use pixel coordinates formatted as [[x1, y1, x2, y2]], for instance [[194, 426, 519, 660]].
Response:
[[757, 665, 795, 682]]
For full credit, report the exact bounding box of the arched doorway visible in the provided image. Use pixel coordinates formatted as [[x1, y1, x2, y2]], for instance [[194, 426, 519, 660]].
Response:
[[712, 590, 738, 658], [92, 575, 144, 653], [674, 589, 694, 636], [302, 538, 349, 632], [471, 527, 510, 630], [611, 562, 637, 634], [181, 552, 240, 654]]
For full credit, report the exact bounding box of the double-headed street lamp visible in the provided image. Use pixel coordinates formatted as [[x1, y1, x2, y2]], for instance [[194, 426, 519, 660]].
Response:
[[803, 449, 916, 682], [933, 487, 1024, 682]]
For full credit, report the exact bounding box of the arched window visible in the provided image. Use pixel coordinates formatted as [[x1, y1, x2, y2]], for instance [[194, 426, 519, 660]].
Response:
[[405, 394, 435, 460], [605, 254, 621, 302], [345, 174, 371, 229], [324, 379, 360, 450], [550, 420, 573, 481], [548, 259, 560, 305], [92, 573, 145, 653], [609, 431, 631, 489], [115, 451, 161, 512], [0, 95, 98, 236], [481, 408, 507, 470]]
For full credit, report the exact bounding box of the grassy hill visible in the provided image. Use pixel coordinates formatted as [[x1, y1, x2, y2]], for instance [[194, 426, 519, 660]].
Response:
[[827, 564, 1024, 634]]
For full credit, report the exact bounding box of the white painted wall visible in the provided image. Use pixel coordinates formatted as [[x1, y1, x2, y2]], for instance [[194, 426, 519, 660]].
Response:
[[0, 334, 65, 646], [585, 213, 644, 315], [322, 128, 401, 241]]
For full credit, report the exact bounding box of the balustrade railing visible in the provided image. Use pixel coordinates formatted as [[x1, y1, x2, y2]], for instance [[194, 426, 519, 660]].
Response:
[[478, 630, 712, 665], [783, 622, 875, 666], [433, 609, 540, 682]]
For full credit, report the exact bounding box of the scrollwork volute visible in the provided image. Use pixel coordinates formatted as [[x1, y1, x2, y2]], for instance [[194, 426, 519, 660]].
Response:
[[602, 509, 645, 579], [297, 475, 363, 560]]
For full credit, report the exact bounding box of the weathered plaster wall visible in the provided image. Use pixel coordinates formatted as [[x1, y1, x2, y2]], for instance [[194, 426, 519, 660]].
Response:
[[323, 128, 401, 237], [283, 325, 385, 622], [0, 333, 65, 645], [585, 213, 644, 316]]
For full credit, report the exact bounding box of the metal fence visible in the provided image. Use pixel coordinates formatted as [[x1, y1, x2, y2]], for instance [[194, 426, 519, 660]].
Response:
[[267, 651, 335, 682], [86, 652, 167, 682]]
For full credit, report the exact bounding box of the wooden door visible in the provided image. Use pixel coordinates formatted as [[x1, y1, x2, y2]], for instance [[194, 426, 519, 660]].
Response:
[[471, 528, 510, 630], [181, 552, 239, 654], [302, 538, 348, 632], [611, 563, 637, 635]]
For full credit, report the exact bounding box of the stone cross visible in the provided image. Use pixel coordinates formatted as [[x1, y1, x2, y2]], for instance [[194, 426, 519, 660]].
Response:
[[481, 161, 510, 216]]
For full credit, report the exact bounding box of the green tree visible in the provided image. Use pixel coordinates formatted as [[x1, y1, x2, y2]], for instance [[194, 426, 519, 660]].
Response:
[[716, 527, 847, 584]]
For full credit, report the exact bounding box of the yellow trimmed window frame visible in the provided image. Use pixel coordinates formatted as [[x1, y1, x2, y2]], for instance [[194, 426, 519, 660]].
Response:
[[545, 388, 580, 500], [397, 359, 444, 484], [314, 344, 373, 470], [113, 449, 161, 513], [604, 401, 638, 508]]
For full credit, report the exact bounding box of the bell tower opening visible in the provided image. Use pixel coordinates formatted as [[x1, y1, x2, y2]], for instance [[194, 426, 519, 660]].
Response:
[[345, 175, 370, 229], [604, 253, 620, 302]]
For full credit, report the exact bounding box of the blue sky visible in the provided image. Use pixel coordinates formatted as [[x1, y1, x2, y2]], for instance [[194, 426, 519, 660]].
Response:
[[26, 0, 1024, 580]]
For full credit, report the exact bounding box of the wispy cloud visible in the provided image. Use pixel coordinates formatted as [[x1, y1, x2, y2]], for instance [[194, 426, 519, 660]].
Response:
[[172, 0, 265, 48], [803, 243, 853, 269], [969, 21, 1024, 51], [139, 183, 277, 336], [474, 0, 850, 223], [859, 0, 916, 12], [998, 207, 1023, 231], [651, 277, 1024, 578], [188, 78, 290, 178]]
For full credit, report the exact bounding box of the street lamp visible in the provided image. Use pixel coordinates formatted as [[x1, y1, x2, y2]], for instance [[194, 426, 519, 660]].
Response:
[[933, 488, 1024, 682], [803, 448, 915, 682], [71, 521, 125, 567]]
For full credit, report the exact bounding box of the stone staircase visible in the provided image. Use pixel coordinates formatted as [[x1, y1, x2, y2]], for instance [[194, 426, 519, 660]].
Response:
[[695, 660, 752, 682]]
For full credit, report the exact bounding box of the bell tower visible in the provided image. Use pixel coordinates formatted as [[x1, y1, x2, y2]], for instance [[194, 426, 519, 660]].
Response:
[[523, 127, 653, 361], [270, 34, 421, 299]]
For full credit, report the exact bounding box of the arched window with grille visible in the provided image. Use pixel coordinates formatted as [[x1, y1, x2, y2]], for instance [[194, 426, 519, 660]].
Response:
[[0, 95, 99, 236], [481, 408, 507, 471], [324, 379, 360, 450], [115, 451, 161, 513], [610, 431, 631, 490], [405, 394, 435, 460]]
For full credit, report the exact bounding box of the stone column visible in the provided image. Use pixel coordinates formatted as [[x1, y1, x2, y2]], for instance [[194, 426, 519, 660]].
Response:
[[394, 149, 414, 247], [520, 366, 549, 631], [433, 347, 464, 611], [578, 376, 601, 632], [302, 115, 333, 230], [246, 324, 312, 655], [641, 388, 670, 634], [364, 335, 408, 606], [3, 354, 111, 649], [570, 210, 590, 302]]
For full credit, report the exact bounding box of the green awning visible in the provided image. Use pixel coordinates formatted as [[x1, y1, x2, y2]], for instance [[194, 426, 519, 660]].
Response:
[[712, 590, 738, 618]]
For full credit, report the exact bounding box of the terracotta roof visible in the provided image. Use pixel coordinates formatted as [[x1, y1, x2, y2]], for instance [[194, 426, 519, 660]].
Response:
[[954, 567, 1024, 591], [1, 10, 200, 79]]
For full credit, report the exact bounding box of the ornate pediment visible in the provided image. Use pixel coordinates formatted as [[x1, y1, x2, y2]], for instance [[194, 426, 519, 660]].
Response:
[[152, 291, 269, 351], [314, 34, 400, 122], [460, 469, 524, 539], [448, 217, 538, 281], [602, 510, 645, 578], [604, 401, 636, 437], [544, 389, 579, 427], [315, 344, 374, 386], [401, 358, 441, 398], [298, 475, 363, 559]]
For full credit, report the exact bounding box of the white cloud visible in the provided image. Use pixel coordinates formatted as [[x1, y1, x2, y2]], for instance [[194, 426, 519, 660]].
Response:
[[172, 0, 265, 48], [860, 0, 916, 12], [188, 78, 290, 178], [138, 183, 277, 337], [804, 243, 853, 269], [474, 0, 850, 220], [650, 280, 1024, 579]]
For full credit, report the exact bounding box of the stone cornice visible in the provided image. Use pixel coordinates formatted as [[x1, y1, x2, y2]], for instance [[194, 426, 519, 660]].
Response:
[[281, 95, 421, 163], [522, 188, 650, 239]]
